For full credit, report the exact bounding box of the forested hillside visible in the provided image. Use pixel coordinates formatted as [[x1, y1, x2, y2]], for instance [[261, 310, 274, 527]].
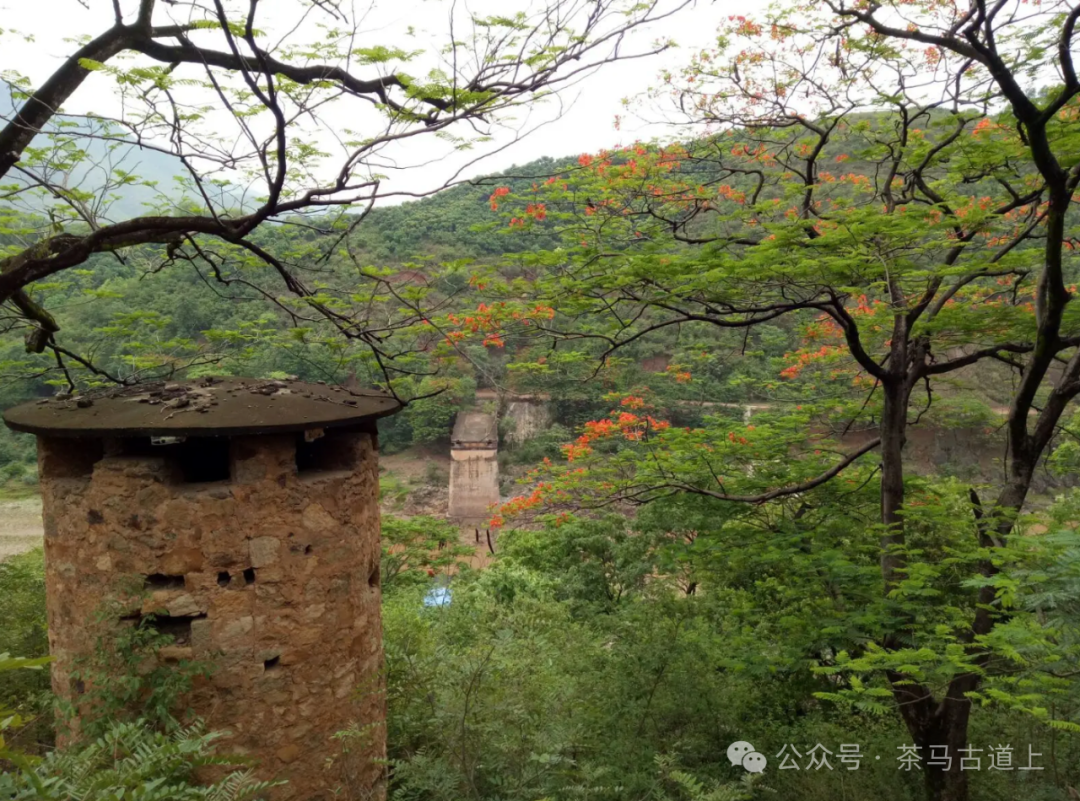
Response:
[[0, 148, 817, 484]]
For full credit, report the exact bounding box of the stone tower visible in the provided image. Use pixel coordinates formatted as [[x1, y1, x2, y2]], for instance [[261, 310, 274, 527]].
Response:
[[2, 378, 400, 801]]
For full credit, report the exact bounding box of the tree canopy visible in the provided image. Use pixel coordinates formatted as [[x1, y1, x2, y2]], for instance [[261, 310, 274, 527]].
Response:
[[0, 0, 688, 393], [471, 3, 1080, 800]]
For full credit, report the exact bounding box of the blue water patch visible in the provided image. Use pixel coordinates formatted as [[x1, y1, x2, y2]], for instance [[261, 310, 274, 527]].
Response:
[[423, 586, 452, 607]]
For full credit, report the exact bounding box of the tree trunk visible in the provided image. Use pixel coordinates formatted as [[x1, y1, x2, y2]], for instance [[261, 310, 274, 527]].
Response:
[[877, 340, 978, 801], [894, 681, 975, 801], [920, 713, 973, 801], [879, 377, 907, 590]]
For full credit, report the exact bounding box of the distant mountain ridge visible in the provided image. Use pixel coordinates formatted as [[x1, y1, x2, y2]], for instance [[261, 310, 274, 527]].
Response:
[[2, 80, 582, 259], [0, 82, 228, 219]]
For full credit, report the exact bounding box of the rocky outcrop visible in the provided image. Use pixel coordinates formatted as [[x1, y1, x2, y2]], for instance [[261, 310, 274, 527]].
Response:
[[503, 400, 551, 447]]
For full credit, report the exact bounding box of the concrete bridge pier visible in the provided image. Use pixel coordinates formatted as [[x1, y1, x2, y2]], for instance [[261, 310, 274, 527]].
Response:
[[448, 411, 499, 563]]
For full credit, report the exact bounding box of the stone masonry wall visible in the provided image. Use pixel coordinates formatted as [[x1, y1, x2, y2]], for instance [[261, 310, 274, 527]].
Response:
[[37, 429, 385, 801]]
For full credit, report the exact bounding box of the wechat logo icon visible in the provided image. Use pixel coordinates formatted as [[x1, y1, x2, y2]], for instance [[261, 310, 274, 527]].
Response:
[[728, 741, 767, 774]]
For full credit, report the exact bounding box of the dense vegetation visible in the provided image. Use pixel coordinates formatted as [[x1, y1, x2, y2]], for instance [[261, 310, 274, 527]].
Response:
[[7, 1, 1080, 801], [5, 508, 1080, 800]]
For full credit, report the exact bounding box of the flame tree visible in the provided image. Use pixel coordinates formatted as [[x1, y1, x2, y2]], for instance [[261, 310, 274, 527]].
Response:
[[480, 2, 1080, 800]]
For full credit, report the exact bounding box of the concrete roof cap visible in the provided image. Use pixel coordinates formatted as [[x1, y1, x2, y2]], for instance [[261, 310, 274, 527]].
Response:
[[3, 377, 401, 438]]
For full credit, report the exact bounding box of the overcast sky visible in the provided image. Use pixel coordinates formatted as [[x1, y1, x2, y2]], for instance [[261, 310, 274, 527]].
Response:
[[0, 0, 738, 202]]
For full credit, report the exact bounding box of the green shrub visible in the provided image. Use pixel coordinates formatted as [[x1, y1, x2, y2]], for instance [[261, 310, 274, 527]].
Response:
[[0, 653, 52, 762], [0, 550, 49, 726], [503, 423, 571, 466], [381, 514, 472, 592], [62, 604, 212, 739], [0, 427, 37, 485], [422, 461, 449, 488], [0, 719, 279, 800], [380, 519, 1080, 801]]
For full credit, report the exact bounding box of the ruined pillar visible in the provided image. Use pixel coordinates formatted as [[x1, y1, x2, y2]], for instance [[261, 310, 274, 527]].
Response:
[[448, 411, 500, 523], [3, 378, 400, 801]]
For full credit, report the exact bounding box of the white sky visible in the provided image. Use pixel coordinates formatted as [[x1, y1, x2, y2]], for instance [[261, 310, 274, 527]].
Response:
[[0, 0, 739, 203]]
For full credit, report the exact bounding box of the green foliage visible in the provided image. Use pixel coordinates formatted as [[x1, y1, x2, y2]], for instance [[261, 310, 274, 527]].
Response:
[[0, 719, 279, 800], [501, 422, 572, 466], [467, 8, 1080, 798], [51, 598, 211, 741], [654, 756, 761, 801], [379, 473, 413, 510], [0, 427, 37, 488], [0, 549, 50, 752], [381, 515, 473, 592], [343, 159, 565, 263], [382, 519, 1080, 801], [400, 377, 476, 446], [0, 549, 48, 705], [0, 653, 52, 761], [496, 517, 655, 615]]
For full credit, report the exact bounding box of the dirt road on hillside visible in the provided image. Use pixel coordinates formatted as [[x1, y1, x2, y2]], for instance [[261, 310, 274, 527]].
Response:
[[0, 498, 43, 561]]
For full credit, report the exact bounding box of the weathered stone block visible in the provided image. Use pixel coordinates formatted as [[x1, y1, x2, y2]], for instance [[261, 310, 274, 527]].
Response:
[[166, 594, 203, 617], [301, 502, 339, 533], [208, 590, 252, 622], [162, 547, 203, 574], [275, 744, 302, 763], [159, 645, 193, 662], [190, 617, 214, 654], [249, 536, 280, 567]]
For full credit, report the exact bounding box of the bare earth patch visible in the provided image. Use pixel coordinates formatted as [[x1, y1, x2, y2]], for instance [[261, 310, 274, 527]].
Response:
[[0, 497, 43, 561], [379, 446, 452, 483]]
